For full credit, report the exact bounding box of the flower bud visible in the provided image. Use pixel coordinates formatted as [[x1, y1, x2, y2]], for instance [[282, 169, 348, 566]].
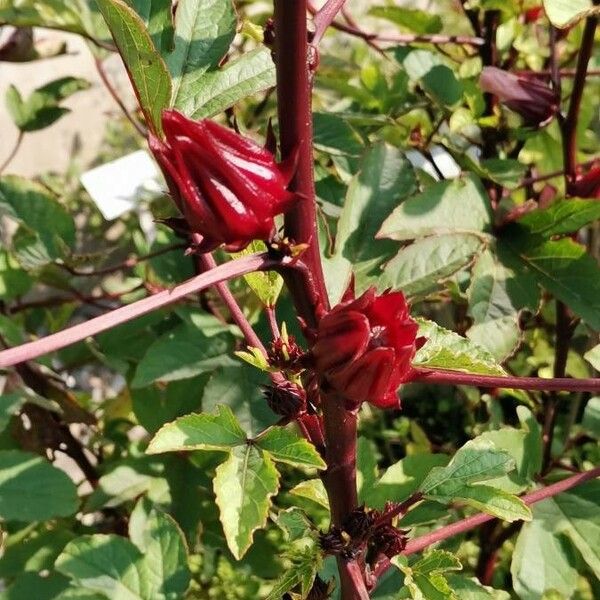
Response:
[[371, 525, 408, 559], [343, 506, 374, 540], [571, 165, 600, 199], [150, 110, 296, 252], [263, 382, 306, 418], [480, 67, 558, 127], [311, 288, 418, 410]]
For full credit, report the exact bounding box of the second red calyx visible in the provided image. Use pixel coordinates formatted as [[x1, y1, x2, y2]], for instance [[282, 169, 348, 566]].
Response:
[[311, 288, 419, 410]]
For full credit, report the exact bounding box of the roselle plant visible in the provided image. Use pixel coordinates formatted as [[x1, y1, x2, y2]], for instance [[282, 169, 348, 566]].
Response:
[[0, 1, 600, 599]]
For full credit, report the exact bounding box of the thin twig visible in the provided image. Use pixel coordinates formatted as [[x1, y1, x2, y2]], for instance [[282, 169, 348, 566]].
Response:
[[60, 243, 186, 277], [95, 57, 147, 137], [0, 131, 23, 174]]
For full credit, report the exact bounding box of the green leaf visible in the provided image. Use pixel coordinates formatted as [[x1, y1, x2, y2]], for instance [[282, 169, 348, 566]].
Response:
[[413, 319, 506, 376], [364, 454, 449, 510], [178, 46, 276, 119], [357, 437, 379, 503], [542, 0, 600, 28], [393, 550, 462, 600], [95, 0, 171, 135], [0, 393, 26, 434], [499, 231, 600, 331], [516, 199, 600, 238], [378, 175, 492, 242], [445, 575, 510, 600], [290, 479, 330, 510], [383, 233, 483, 298], [581, 396, 600, 436], [231, 241, 284, 307], [0, 251, 32, 300], [131, 375, 210, 435], [467, 251, 539, 360], [202, 365, 277, 437], [147, 405, 246, 454], [6, 77, 89, 132], [420, 438, 516, 494], [0, 176, 75, 268], [478, 158, 528, 190], [56, 535, 147, 600], [0, 572, 71, 600], [511, 501, 578, 600], [125, 0, 174, 55], [396, 48, 463, 107], [313, 112, 365, 157], [517, 406, 543, 481], [0, 450, 79, 522], [128, 499, 191, 599], [167, 0, 237, 108], [265, 547, 321, 600], [325, 143, 417, 303], [432, 483, 531, 522], [275, 507, 314, 542], [550, 481, 600, 579], [58, 496, 192, 598], [255, 427, 326, 470], [584, 344, 600, 371], [369, 7, 443, 34], [131, 325, 236, 388], [214, 444, 279, 559], [0, 0, 91, 36]]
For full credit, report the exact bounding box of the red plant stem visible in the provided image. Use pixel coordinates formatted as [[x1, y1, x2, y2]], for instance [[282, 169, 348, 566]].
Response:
[[312, 0, 348, 45], [404, 466, 600, 556], [196, 252, 268, 357], [274, 0, 329, 327], [0, 254, 280, 368], [413, 369, 600, 392], [562, 15, 598, 182]]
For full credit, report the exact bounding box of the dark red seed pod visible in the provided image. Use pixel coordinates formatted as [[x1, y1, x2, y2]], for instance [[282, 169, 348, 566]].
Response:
[[319, 527, 346, 555], [343, 506, 375, 540], [571, 165, 600, 199], [263, 382, 306, 418], [371, 525, 408, 559]]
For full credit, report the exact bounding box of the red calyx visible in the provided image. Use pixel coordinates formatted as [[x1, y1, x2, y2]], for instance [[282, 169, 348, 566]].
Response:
[[149, 110, 296, 252], [571, 165, 600, 199], [480, 67, 558, 127], [311, 288, 418, 410]]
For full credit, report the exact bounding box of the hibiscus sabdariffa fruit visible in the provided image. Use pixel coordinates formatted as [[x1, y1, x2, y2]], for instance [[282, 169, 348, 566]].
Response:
[[150, 110, 296, 252], [311, 288, 419, 410]]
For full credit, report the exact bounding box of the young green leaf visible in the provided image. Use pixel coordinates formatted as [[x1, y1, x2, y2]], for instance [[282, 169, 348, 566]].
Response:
[[255, 426, 326, 470], [214, 445, 279, 559], [543, 0, 600, 28], [147, 405, 246, 454], [413, 319, 506, 376]]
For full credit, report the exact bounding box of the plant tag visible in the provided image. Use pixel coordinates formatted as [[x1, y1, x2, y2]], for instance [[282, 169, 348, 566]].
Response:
[[80, 150, 163, 220]]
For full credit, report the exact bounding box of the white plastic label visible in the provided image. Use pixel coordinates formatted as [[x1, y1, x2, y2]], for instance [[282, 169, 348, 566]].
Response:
[[80, 150, 163, 220]]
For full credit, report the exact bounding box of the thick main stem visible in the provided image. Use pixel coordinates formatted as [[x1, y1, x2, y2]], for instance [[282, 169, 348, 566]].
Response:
[[274, 0, 329, 327]]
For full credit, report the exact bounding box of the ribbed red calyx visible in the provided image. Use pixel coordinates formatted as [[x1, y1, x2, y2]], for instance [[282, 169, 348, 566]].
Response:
[[149, 110, 296, 252], [571, 165, 600, 198], [312, 288, 418, 410]]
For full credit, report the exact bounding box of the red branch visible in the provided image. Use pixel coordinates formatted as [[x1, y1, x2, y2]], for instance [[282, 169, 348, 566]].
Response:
[[403, 466, 600, 556], [0, 254, 280, 368], [413, 369, 600, 393]]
